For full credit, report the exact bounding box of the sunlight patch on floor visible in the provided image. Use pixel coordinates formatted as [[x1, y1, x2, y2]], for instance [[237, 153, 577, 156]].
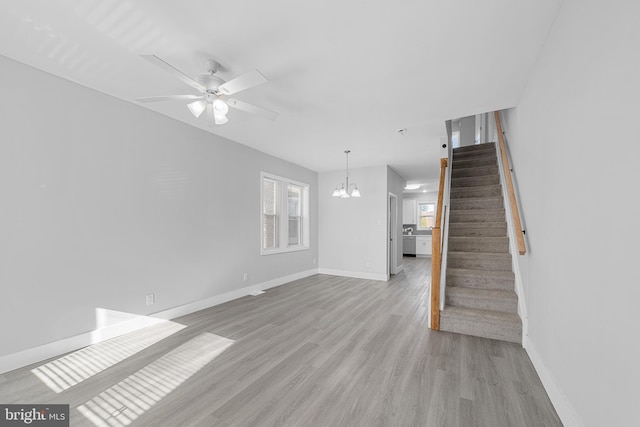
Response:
[[77, 333, 234, 426], [31, 321, 186, 393]]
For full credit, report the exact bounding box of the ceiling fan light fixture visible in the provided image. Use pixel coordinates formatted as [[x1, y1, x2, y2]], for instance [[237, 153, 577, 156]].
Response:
[[187, 100, 206, 118], [214, 113, 228, 125], [212, 99, 229, 115]]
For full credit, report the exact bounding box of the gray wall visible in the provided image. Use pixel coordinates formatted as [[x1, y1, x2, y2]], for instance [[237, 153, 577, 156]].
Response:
[[387, 166, 405, 273], [0, 55, 318, 358], [318, 165, 389, 280], [459, 115, 476, 147], [505, 1, 640, 425]]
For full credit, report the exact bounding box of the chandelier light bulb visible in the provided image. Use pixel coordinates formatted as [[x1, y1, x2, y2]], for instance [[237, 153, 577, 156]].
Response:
[[331, 150, 362, 198]]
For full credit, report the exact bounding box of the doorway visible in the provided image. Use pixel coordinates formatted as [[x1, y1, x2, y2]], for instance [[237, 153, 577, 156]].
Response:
[[388, 192, 398, 275]]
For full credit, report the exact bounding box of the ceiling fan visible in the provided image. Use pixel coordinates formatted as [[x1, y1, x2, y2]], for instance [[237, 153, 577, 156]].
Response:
[[136, 55, 278, 127]]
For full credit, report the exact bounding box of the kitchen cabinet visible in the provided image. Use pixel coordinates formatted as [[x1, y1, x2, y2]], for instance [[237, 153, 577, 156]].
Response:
[[416, 235, 432, 256], [402, 199, 417, 224]]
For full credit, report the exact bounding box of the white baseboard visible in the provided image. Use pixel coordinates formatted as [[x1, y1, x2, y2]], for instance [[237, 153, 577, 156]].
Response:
[[524, 337, 584, 427], [0, 315, 168, 375], [151, 269, 318, 321], [0, 269, 318, 375], [317, 268, 388, 281]]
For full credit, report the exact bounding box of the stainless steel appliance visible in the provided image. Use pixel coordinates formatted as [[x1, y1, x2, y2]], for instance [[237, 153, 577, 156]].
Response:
[[403, 235, 416, 256]]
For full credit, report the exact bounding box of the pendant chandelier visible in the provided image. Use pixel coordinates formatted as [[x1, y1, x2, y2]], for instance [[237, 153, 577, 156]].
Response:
[[332, 150, 362, 198]]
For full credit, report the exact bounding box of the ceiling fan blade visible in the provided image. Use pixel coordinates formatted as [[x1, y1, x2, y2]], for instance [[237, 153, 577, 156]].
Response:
[[227, 98, 279, 121], [141, 55, 204, 92], [135, 95, 203, 103], [207, 103, 214, 128], [217, 70, 268, 95]]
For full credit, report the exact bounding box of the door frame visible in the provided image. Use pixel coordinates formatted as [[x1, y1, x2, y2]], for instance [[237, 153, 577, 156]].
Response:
[[388, 192, 398, 276]]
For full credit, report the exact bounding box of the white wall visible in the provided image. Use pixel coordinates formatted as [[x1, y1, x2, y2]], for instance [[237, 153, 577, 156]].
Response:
[[505, 1, 640, 425], [459, 115, 476, 147], [318, 165, 388, 280], [0, 55, 318, 360], [404, 191, 438, 204]]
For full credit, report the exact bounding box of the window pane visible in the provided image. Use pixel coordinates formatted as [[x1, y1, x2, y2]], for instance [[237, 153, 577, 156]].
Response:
[[419, 203, 435, 215], [263, 179, 280, 215], [288, 217, 300, 246], [418, 202, 436, 230], [287, 184, 302, 246], [263, 214, 279, 249], [263, 179, 280, 249], [288, 184, 301, 216]]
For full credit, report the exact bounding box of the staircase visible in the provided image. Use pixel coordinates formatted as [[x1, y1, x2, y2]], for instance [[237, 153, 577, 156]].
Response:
[[439, 143, 522, 344]]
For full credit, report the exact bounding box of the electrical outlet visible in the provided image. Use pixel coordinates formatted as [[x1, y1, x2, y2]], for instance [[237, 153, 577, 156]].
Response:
[[313, 259, 317, 265], [145, 294, 155, 306], [243, 273, 248, 281], [366, 261, 371, 268]]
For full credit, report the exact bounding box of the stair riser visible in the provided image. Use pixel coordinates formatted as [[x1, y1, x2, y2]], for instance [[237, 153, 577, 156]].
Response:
[[450, 210, 505, 223], [449, 226, 507, 237], [452, 156, 497, 168], [451, 186, 502, 199], [447, 256, 512, 271], [448, 239, 509, 253], [450, 198, 504, 210], [439, 315, 522, 344], [451, 175, 500, 188], [453, 152, 497, 163], [446, 274, 515, 291], [446, 293, 518, 313], [451, 166, 499, 179], [453, 144, 496, 155]]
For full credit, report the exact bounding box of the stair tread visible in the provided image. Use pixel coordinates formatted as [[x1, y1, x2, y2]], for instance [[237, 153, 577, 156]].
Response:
[[450, 208, 505, 213], [452, 165, 498, 173], [447, 267, 515, 279], [453, 153, 497, 161], [446, 286, 517, 300], [449, 236, 508, 241], [453, 144, 496, 153], [449, 221, 507, 227], [450, 184, 502, 197], [448, 251, 511, 257], [441, 306, 521, 323], [451, 196, 503, 202]]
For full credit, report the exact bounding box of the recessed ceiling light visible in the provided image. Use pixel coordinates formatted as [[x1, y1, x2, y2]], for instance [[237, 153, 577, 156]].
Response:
[[404, 184, 420, 190]]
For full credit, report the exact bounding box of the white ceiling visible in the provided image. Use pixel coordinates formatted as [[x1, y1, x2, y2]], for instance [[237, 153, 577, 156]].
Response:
[[0, 0, 562, 191]]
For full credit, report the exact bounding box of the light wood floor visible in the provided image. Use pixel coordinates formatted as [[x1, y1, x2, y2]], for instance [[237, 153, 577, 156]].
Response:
[[0, 257, 562, 426]]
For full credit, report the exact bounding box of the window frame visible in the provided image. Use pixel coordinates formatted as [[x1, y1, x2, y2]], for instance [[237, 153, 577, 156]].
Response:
[[261, 172, 310, 255], [417, 201, 436, 231]]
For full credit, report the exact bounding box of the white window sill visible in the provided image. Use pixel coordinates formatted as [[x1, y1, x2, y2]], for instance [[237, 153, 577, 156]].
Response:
[[261, 246, 310, 256]]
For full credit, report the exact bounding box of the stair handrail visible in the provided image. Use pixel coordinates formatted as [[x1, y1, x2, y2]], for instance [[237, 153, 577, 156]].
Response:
[[494, 111, 526, 255], [430, 157, 448, 330]]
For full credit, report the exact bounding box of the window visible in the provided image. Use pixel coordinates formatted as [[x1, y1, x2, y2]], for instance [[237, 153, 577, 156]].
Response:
[[261, 172, 310, 254], [262, 178, 280, 250], [452, 131, 460, 149], [417, 202, 435, 230]]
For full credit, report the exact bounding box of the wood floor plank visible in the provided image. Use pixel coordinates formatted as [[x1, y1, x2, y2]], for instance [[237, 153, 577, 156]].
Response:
[[0, 257, 563, 426]]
